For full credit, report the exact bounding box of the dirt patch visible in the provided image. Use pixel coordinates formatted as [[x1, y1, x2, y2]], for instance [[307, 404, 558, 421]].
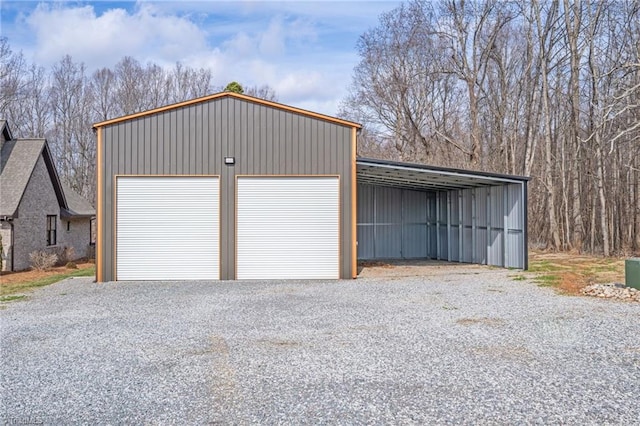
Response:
[[358, 259, 489, 278], [529, 250, 626, 295], [0, 262, 94, 286]]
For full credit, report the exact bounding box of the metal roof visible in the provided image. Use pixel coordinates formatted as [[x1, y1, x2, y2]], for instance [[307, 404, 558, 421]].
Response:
[[93, 91, 362, 130], [356, 157, 529, 192]]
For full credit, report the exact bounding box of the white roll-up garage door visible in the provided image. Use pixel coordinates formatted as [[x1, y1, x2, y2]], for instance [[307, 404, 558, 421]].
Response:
[[237, 177, 340, 279], [116, 176, 219, 280]]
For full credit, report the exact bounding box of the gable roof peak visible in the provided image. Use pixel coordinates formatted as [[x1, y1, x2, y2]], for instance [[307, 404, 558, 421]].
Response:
[[93, 91, 362, 130]]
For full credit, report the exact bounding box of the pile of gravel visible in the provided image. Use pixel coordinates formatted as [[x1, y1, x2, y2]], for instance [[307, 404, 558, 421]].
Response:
[[581, 282, 640, 302]]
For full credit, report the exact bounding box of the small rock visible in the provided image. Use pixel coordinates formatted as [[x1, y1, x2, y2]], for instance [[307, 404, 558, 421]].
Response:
[[580, 283, 640, 302]]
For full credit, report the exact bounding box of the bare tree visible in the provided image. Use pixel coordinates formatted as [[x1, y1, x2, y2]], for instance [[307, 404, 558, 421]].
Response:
[[341, 0, 640, 255]]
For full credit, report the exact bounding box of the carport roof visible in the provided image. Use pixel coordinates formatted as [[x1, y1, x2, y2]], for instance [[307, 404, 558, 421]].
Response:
[[356, 157, 529, 192]]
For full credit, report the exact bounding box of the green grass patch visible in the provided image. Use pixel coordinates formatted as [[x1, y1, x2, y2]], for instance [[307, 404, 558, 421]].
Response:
[[587, 264, 619, 273], [0, 266, 95, 297], [0, 294, 27, 302], [510, 275, 527, 281], [528, 260, 566, 273], [533, 274, 561, 287]]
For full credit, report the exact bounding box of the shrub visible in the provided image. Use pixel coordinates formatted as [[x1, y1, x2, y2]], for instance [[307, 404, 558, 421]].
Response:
[[30, 250, 58, 271], [65, 261, 78, 269]]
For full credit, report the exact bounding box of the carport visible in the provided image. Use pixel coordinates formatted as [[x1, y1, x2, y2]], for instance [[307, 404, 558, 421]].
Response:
[[356, 157, 529, 269]]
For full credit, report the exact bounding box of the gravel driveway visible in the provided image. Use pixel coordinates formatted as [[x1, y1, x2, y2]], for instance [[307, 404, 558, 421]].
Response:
[[1, 267, 639, 424]]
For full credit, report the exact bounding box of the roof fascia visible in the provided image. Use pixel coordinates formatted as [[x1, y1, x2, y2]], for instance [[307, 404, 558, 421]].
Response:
[[357, 157, 530, 184], [41, 142, 68, 210], [93, 92, 362, 129]]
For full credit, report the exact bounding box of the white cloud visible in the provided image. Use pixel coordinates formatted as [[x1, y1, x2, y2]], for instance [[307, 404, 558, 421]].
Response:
[[258, 17, 285, 56], [5, 1, 400, 116], [22, 3, 208, 68]]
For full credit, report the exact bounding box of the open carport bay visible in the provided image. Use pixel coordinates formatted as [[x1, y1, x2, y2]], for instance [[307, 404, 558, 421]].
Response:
[[1, 270, 639, 424]]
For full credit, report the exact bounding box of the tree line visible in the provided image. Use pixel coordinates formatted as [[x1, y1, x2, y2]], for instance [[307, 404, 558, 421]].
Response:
[[340, 0, 640, 256], [0, 36, 276, 204], [2, 0, 639, 257]]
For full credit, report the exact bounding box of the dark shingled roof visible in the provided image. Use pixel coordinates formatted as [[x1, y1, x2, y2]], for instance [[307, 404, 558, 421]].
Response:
[[61, 183, 95, 218], [0, 137, 94, 219]]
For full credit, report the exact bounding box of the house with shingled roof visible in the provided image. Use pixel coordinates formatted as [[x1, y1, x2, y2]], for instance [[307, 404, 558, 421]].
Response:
[[0, 120, 95, 271]]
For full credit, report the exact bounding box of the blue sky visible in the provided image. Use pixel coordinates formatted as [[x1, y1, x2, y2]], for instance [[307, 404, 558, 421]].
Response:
[[1, 1, 400, 115]]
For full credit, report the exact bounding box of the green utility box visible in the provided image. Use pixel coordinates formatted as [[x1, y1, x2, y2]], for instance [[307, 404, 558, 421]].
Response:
[[626, 258, 640, 290]]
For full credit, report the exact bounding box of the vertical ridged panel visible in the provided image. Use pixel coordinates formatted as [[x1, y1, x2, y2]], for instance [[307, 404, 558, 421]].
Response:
[[356, 184, 433, 260], [100, 96, 354, 281], [507, 183, 524, 268], [374, 186, 402, 258], [487, 185, 505, 266], [461, 188, 473, 262], [438, 192, 448, 260], [402, 189, 428, 258]]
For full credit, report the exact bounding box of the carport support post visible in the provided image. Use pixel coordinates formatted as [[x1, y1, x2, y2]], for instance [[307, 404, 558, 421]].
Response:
[[522, 181, 528, 269], [459, 191, 463, 263], [373, 185, 377, 258], [486, 189, 491, 265], [436, 194, 441, 260], [472, 189, 477, 263], [447, 191, 452, 262], [503, 185, 509, 268]]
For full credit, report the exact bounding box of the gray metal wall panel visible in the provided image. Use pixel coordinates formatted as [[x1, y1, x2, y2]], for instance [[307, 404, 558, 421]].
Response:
[[450, 226, 460, 261], [507, 184, 523, 229], [403, 189, 427, 222], [506, 183, 525, 268], [376, 186, 402, 224], [475, 187, 488, 227], [426, 193, 437, 258], [99, 96, 354, 281], [375, 225, 403, 258], [488, 230, 503, 266], [446, 183, 525, 268], [402, 189, 428, 258], [463, 228, 473, 262], [357, 184, 434, 260], [437, 192, 447, 260], [507, 231, 524, 268], [402, 224, 428, 258], [487, 186, 504, 267], [450, 191, 460, 226], [357, 184, 374, 223], [357, 225, 375, 259], [461, 188, 473, 262], [490, 185, 504, 231]]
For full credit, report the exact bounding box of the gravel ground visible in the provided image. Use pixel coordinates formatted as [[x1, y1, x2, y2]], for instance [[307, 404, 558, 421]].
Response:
[[1, 267, 639, 425]]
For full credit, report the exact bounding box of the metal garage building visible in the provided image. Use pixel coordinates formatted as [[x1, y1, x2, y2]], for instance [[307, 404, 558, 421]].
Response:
[[93, 92, 528, 281]]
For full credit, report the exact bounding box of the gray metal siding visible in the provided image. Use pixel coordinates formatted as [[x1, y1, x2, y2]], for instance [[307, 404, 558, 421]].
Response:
[[357, 182, 526, 269], [357, 184, 435, 260], [99, 97, 354, 281]]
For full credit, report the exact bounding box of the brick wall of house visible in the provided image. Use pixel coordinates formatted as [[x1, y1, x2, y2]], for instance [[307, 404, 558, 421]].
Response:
[[60, 217, 92, 262], [0, 222, 11, 272], [13, 156, 60, 271]]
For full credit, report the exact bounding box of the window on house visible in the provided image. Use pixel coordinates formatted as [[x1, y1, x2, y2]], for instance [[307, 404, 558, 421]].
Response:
[[67, 221, 71, 232], [47, 215, 57, 246]]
